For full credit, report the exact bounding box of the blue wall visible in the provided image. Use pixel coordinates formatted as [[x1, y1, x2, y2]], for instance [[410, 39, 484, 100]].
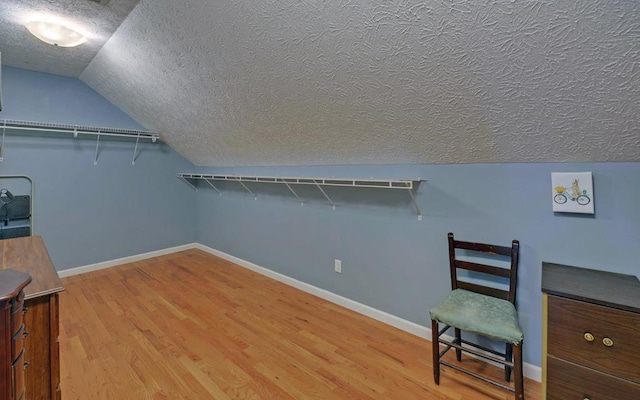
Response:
[[195, 163, 640, 367], [0, 67, 197, 269], [4, 66, 639, 370]]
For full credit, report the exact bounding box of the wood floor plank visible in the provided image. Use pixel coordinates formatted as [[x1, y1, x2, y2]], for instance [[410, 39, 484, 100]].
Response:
[[59, 249, 541, 399]]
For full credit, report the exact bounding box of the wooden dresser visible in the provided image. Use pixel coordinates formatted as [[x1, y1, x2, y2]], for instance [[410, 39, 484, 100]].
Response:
[[0, 236, 64, 400], [1, 270, 32, 400], [541, 262, 640, 400]]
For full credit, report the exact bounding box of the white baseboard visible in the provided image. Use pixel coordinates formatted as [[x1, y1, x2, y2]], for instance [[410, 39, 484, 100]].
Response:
[[195, 244, 541, 382], [58, 242, 542, 382], [57, 243, 198, 278]]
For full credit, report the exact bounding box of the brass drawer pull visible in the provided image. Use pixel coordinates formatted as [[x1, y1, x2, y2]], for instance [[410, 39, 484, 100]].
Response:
[[23, 361, 30, 370], [603, 337, 614, 347], [22, 306, 28, 315], [23, 330, 29, 339], [583, 332, 594, 342]]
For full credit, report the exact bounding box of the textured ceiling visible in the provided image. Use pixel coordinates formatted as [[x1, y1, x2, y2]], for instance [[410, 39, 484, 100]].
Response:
[[5, 1, 640, 166], [0, 0, 139, 77]]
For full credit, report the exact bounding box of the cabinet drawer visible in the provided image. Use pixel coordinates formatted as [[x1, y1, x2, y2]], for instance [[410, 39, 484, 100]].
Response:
[[11, 291, 24, 306], [547, 295, 640, 383], [12, 324, 24, 361], [10, 293, 24, 335], [12, 349, 25, 400], [547, 356, 640, 400]]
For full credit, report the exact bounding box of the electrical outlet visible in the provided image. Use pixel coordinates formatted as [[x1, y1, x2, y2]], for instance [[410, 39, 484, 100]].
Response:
[[334, 259, 342, 273]]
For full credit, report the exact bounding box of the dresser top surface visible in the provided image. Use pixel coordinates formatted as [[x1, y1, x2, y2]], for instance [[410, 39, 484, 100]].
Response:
[[542, 262, 640, 313], [0, 269, 32, 302], [0, 236, 64, 299]]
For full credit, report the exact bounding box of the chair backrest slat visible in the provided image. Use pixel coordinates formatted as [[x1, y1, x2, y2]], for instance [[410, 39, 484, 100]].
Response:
[[455, 260, 511, 278], [448, 232, 520, 305], [457, 281, 510, 301], [452, 240, 512, 256]]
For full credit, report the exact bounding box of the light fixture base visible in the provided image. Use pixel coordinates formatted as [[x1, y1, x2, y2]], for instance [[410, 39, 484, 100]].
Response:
[[25, 21, 86, 48]]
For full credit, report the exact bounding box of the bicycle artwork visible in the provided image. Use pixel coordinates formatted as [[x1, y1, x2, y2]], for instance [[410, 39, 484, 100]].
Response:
[[553, 182, 590, 205], [551, 172, 594, 214]]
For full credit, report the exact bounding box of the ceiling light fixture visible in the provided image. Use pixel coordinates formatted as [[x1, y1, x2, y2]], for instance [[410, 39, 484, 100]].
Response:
[[25, 21, 86, 47]]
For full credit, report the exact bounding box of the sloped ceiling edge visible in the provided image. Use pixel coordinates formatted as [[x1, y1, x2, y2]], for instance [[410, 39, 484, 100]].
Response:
[[81, 0, 640, 167]]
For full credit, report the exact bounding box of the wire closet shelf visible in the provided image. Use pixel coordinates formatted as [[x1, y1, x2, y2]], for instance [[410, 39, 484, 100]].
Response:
[[0, 119, 160, 164], [178, 173, 423, 220]]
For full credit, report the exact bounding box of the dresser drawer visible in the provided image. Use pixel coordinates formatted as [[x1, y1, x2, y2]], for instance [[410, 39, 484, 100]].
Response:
[[12, 349, 25, 400], [548, 295, 640, 383], [10, 292, 24, 335], [12, 324, 24, 361], [547, 355, 640, 400]]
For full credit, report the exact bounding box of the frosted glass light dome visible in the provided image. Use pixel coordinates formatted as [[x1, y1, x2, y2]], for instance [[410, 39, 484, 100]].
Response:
[[25, 21, 86, 47]]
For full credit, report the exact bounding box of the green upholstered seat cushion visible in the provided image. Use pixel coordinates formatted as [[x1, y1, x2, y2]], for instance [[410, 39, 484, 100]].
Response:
[[429, 289, 524, 344]]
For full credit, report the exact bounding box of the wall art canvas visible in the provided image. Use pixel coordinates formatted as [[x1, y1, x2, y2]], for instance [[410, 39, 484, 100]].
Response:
[[551, 172, 594, 214]]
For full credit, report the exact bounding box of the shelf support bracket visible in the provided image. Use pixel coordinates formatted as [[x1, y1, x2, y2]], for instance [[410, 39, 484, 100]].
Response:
[[313, 180, 335, 210], [236, 178, 257, 200], [0, 121, 5, 162], [282, 180, 304, 206], [203, 178, 222, 196], [132, 134, 140, 165], [179, 176, 198, 191], [93, 132, 101, 165], [407, 188, 422, 220]]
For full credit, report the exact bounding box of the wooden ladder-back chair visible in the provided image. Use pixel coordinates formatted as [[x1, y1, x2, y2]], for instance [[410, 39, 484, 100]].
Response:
[[429, 232, 524, 399]]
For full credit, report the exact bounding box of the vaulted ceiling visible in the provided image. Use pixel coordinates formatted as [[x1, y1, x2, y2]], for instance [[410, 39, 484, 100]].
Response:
[[1, 0, 639, 166]]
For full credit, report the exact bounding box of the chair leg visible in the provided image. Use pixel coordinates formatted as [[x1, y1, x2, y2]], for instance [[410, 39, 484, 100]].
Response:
[[431, 319, 440, 385], [513, 343, 524, 400], [505, 342, 513, 382], [454, 328, 462, 361]]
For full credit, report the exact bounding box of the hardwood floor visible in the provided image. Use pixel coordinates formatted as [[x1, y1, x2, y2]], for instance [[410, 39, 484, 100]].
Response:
[[59, 249, 541, 399]]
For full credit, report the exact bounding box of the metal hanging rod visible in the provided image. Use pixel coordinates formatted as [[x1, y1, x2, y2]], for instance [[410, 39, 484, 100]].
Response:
[[178, 173, 424, 220], [0, 119, 159, 141], [0, 119, 159, 165], [178, 173, 418, 189]]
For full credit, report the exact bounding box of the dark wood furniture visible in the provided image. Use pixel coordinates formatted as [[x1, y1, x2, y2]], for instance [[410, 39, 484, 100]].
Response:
[[1, 269, 31, 400], [430, 233, 523, 399], [542, 262, 640, 400], [0, 236, 64, 400]]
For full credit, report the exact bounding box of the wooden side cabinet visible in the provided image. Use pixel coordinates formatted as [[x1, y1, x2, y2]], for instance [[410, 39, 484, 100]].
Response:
[[0, 237, 64, 400], [1, 269, 32, 400], [541, 262, 640, 400]]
